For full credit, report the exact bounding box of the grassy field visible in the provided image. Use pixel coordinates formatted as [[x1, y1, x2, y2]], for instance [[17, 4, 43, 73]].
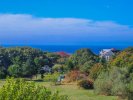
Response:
[[0, 79, 117, 100]]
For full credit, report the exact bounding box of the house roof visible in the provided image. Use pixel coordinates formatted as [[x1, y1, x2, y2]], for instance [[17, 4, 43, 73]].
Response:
[[100, 49, 114, 56], [56, 52, 70, 57]]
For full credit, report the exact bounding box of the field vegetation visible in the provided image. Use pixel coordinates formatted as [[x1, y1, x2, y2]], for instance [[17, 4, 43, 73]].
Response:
[[0, 46, 133, 100]]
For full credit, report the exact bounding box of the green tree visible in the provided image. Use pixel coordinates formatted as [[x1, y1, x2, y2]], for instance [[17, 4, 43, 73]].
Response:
[[8, 64, 22, 77], [0, 66, 6, 79], [111, 47, 133, 68], [66, 60, 74, 70], [70, 48, 99, 73]]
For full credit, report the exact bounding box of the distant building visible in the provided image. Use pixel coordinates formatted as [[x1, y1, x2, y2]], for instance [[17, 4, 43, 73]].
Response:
[[100, 48, 115, 61]]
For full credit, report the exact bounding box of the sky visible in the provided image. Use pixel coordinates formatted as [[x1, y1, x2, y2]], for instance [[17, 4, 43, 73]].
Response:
[[0, 0, 133, 46]]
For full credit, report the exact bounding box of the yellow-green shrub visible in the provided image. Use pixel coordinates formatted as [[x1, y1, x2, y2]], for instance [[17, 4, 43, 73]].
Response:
[[0, 77, 68, 100]]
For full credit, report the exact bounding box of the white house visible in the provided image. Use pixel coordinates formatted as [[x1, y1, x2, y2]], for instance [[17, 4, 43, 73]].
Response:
[[100, 49, 114, 61]]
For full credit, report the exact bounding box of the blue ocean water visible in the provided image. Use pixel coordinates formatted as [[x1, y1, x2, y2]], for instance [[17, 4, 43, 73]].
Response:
[[3, 45, 130, 54]]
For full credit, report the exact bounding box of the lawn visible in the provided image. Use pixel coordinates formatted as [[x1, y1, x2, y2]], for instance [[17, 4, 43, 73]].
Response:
[[0, 79, 117, 100], [35, 81, 117, 100]]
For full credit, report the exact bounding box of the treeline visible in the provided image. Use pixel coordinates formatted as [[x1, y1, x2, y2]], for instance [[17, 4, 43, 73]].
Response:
[[0, 47, 60, 78]]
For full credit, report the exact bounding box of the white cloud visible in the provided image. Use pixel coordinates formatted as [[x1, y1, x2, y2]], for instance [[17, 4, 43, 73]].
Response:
[[0, 14, 133, 45]]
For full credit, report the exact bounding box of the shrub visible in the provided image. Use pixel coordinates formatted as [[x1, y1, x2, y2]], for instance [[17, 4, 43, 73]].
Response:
[[52, 64, 67, 72], [94, 67, 133, 99], [44, 72, 60, 85], [78, 79, 93, 89], [89, 63, 103, 80], [64, 70, 88, 83], [110, 47, 133, 68], [126, 77, 133, 100], [0, 77, 68, 100], [94, 72, 112, 95], [66, 70, 81, 82]]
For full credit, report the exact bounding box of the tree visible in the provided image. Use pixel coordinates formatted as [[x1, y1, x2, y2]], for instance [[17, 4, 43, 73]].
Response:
[[111, 47, 133, 68], [89, 63, 103, 80], [0, 47, 54, 78], [70, 48, 99, 73], [66, 60, 74, 70], [8, 64, 22, 77], [0, 66, 6, 79]]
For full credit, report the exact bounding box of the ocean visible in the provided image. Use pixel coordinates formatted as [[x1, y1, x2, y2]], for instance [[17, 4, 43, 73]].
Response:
[[3, 45, 130, 54]]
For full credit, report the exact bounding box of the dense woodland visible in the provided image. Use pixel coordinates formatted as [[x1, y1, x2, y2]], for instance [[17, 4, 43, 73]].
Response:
[[0, 46, 133, 100]]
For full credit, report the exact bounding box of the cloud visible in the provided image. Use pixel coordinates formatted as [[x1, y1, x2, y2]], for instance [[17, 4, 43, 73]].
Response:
[[0, 14, 133, 45]]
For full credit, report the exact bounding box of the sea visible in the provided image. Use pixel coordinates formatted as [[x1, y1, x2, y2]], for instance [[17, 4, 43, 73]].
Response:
[[2, 45, 131, 55]]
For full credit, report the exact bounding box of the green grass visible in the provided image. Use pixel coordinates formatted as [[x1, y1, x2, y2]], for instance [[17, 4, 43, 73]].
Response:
[[0, 79, 117, 100], [35, 81, 117, 100]]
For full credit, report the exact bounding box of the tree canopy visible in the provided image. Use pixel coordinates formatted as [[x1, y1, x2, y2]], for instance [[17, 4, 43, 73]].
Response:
[[69, 48, 99, 73]]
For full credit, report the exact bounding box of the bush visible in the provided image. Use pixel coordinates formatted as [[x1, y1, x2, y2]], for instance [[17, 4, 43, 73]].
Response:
[[94, 72, 112, 95], [64, 70, 88, 83], [78, 79, 93, 89], [89, 63, 103, 80], [44, 72, 60, 85], [52, 64, 67, 72], [0, 77, 68, 100], [94, 67, 133, 99], [66, 70, 81, 82], [126, 77, 133, 100]]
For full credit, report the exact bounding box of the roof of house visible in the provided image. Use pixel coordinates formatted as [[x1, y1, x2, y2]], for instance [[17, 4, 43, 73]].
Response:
[[56, 52, 70, 57], [100, 49, 114, 56]]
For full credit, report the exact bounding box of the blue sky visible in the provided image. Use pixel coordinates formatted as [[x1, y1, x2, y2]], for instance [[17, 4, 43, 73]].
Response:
[[0, 0, 133, 46]]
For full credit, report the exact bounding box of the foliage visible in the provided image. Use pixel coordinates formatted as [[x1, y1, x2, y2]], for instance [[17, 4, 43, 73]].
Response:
[[127, 78, 133, 100], [0, 66, 6, 79], [70, 48, 99, 73], [52, 64, 67, 73], [78, 79, 93, 89], [0, 47, 53, 78], [46, 53, 61, 63], [89, 63, 103, 80], [0, 78, 68, 100], [94, 67, 133, 99], [66, 70, 80, 82], [111, 47, 133, 68], [8, 64, 22, 77], [57, 57, 68, 65], [65, 70, 87, 82], [66, 60, 74, 70], [44, 72, 60, 84]]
